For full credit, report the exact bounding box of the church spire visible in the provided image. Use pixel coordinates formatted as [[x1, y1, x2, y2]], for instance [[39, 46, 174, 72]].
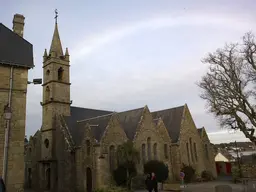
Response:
[[49, 9, 63, 57]]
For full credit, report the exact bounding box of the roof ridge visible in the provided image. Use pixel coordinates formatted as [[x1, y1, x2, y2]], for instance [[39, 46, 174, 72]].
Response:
[[77, 113, 114, 123], [117, 107, 144, 114], [152, 105, 185, 113], [71, 105, 113, 112], [0, 23, 32, 45]]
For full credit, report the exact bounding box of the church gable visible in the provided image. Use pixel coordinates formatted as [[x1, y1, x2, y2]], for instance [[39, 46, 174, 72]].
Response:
[[155, 117, 172, 143], [151, 105, 184, 143], [63, 106, 113, 146], [100, 113, 128, 151], [117, 107, 144, 140], [74, 113, 114, 146]]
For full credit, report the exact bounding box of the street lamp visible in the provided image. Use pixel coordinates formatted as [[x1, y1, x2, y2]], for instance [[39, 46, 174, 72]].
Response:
[[27, 78, 42, 85]]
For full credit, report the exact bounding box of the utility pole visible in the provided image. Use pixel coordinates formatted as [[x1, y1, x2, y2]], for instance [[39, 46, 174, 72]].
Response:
[[235, 140, 242, 178]]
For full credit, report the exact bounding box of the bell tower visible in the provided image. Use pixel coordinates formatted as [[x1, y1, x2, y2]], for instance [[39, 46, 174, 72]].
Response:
[[40, 13, 71, 159]]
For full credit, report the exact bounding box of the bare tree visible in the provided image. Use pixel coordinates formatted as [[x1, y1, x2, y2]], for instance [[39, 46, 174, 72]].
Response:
[[198, 32, 256, 145]]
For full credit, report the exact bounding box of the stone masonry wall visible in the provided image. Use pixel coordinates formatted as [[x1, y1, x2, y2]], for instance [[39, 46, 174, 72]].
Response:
[[0, 65, 28, 192], [241, 164, 256, 178], [179, 105, 206, 175]]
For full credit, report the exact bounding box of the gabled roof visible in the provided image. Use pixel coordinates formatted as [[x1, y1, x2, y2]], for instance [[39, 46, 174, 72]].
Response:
[[63, 106, 113, 145], [151, 105, 185, 143], [0, 23, 34, 68], [76, 113, 114, 143], [117, 107, 144, 140]]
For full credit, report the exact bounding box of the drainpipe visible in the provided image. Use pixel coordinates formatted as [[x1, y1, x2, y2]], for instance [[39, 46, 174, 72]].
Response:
[[2, 66, 14, 182]]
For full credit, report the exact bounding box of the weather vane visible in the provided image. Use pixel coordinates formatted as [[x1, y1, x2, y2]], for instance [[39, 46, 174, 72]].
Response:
[[55, 9, 58, 24]]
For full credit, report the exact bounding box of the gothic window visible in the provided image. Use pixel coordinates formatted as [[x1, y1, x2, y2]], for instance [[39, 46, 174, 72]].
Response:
[[169, 146, 172, 161], [44, 139, 49, 148], [147, 137, 151, 161], [205, 144, 209, 160], [109, 145, 115, 171], [45, 86, 50, 101], [142, 144, 146, 164], [189, 138, 194, 162], [164, 144, 168, 159], [186, 142, 190, 164], [86, 140, 91, 156], [194, 142, 198, 161], [46, 69, 50, 76], [153, 143, 157, 160], [58, 67, 64, 81]]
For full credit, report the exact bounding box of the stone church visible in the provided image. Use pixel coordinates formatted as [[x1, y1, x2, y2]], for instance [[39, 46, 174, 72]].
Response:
[[24, 19, 217, 192]]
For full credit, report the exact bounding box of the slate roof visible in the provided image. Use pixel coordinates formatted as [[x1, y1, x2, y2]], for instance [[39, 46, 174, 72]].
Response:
[[117, 107, 144, 140], [75, 113, 113, 145], [0, 23, 34, 68], [151, 105, 185, 143], [63, 106, 113, 145]]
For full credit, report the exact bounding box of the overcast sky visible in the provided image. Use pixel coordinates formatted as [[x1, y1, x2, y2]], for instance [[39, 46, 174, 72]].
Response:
[[1, 0, 255, 144]]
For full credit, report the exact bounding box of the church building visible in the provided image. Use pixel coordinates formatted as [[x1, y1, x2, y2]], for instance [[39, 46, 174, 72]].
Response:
[[24, 17, 217, 192]]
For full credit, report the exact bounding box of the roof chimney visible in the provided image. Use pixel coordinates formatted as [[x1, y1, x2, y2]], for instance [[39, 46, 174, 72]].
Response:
[[12, 14, 25, 37]]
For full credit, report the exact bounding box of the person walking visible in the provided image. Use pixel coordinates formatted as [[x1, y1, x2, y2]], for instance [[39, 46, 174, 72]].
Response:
[[151, 172, 158, 192], [145, 173, 152, 192], [0, 176, 6, 192]]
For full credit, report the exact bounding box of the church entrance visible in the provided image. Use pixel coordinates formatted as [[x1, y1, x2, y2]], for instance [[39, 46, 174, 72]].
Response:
[[28, 168, 32, 188], [46, 168, 51, 190], [86, 167, 92, 192]]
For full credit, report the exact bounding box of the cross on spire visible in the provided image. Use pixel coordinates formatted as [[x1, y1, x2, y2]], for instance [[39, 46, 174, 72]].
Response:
[[55, 9, 58, 24]]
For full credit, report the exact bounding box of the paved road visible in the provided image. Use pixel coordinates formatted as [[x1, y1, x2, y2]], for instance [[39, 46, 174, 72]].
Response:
[[182, 181, 244, 192], [135, 181, 245, 192]]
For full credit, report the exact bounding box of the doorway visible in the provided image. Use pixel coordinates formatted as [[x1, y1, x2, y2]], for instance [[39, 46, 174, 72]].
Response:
[[28, 168, 32, 188], [46, 168, 51, 190], [86, 167, 92, 192]]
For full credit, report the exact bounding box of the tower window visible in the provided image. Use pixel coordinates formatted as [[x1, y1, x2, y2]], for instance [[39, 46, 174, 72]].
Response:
[[46, 69, 50, 76], [44, 139, 49, 148], [58, 67, 64, 81]]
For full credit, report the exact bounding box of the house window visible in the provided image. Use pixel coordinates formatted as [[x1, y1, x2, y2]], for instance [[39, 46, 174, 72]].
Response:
[[153, 143, 157, 160], [194, 142, 198, 161], [189, 138, 194, 162], [109, 145, 115, 171], [142, 144, 146, 164], [164, 144, 168, 159], [86, 140, 91, 156], [147, 137, 151, 161], [58, 67, 64, 81], [186, 142, 190, 164]]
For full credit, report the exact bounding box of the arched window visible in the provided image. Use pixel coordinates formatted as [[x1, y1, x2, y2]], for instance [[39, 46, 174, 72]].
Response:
[[164, 144, 168, 159], [86, 140, 91, 156], [44, 139, 49, 148], [194, 142, 198, 161], [45, 86, 50, 101], [153, 143, 157, 160], [142, 144, 146, 164], [147, 137, 151, 161], [58, 67, 64, 81], [169, 146, 172, 161], [186, 142, 190, 164], [46, 69, 50, 76], [205, 144, 209, 160], [189, 138, 194, 162], [109, 145, 115, 171]]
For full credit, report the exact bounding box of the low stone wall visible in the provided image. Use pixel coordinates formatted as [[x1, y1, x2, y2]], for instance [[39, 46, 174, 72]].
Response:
[[241, 164, 256, 178]]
